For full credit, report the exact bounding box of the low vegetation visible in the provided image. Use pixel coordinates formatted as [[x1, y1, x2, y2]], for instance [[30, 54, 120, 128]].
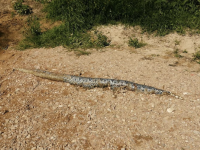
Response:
[[173, 49, 183, 58], [19, 16, 110, 50], [13, 0, 32, 15], [193, 51, 200, 63], [18, 0, 200, 51], [128, 38, 146, 48]]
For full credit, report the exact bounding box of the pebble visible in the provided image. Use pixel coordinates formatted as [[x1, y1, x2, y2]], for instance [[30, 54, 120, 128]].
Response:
[[72, 140, 76, 143], [26, 134, 30, 138], [15, 88, 20, 92], [167, 107, 175, 113], [7, 94, 11, 97], [150, 103, 155, 107], [175, 96, 179, 99], [37, 146, 43, 150], [10, 125, 17, 130], [193, 130, 200, 135]]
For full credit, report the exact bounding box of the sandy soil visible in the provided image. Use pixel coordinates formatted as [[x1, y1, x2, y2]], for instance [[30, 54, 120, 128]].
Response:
[[1, 1, 200, 150]]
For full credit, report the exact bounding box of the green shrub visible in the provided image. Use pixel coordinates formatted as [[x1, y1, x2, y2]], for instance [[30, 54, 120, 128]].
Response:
[[183, 49, 188, 53], [20, 0, 200, 49], [34, 0, 49, 3], [42, 0, 200, 35], [193, 51, 200, 63], [173, 49, 183, 58], [19, 16, 42, 49], [19, 17, 110, 49], [13, 0, 32, 15], [128, 38, 146, 48], [93, 31, 110, 48]]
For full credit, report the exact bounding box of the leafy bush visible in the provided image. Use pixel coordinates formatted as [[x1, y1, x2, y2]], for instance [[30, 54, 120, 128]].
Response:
[[128, 38, 146, 48], [93, 31, 110, 48], [13, 0, 32, 15]]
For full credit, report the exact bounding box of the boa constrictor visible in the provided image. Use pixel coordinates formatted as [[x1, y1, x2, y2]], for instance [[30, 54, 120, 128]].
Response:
[[14, 68, 175, 96]]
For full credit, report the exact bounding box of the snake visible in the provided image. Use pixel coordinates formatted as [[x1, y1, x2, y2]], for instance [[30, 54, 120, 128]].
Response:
[[14, 68, 175, 96]]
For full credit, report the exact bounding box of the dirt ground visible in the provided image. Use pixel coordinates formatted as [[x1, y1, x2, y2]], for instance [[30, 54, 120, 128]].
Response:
[[1, 1, 200, 150]]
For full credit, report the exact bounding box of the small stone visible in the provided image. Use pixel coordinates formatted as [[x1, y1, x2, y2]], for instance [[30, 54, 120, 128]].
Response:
[[26, 134, 30, 138], [2, 133, 7, 138], [167, 107, 175, 113], [10, 125, 17, 130], [107, 108, 111, 112], [81, 137, 87, 140], [37, 146, 43, 150], [183, 92, 188, 95], [31, 147, 36, 150], [72, 140, 76, 143], [193, 130, 200, 135], [35, 65, 40, 69], [15, 88, 20, 92], [52, 106, 57, 110], [151, 103, 155, 107], [7, 94, 11, 97]]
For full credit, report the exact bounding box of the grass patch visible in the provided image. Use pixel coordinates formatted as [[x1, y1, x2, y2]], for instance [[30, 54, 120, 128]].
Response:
[[13, 0, 32, 15], [128, 38, 146, 48], [19, 16, 110, 50], [73, 49, 91, 56], [175, 40, 181, 46], [173, 49, 183, 58], [18, 0, 200, 50], [183, 49, 188, 53], [193, 51, 200, 63], [91, 30, 110, 48]]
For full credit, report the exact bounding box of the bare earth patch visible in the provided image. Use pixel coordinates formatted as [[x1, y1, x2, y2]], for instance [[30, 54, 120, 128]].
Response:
[[1, 2, 200, 149], [1, 37, 200, 149]]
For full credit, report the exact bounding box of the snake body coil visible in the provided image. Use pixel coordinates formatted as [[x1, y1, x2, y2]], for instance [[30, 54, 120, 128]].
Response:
[[14, 68, 171, 95]]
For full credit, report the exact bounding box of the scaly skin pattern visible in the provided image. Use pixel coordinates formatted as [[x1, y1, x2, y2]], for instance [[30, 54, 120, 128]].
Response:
[[14, 68, 172, 95]]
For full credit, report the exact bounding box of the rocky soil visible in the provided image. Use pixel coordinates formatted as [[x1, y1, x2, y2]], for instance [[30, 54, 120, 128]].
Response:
[[1, 1, 200, 149]]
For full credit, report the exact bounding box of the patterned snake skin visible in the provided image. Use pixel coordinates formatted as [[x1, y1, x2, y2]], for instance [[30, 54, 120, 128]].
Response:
[[14, 68, 172, 95]]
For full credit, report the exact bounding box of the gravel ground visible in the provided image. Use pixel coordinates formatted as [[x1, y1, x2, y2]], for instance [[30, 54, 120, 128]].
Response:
[[0, 37, 200, 149]]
